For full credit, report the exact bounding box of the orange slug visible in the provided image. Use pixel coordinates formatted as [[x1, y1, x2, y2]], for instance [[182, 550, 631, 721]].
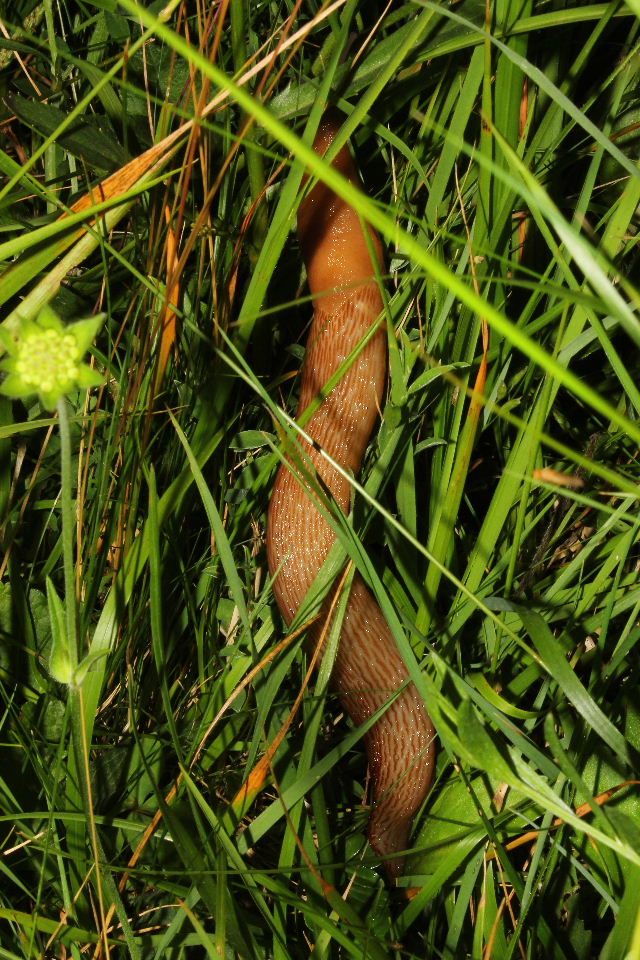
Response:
[[266, 111, 435, 879]]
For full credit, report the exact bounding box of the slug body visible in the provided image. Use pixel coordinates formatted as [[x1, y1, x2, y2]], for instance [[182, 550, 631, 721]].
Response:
[[267, 113, 435, 878]]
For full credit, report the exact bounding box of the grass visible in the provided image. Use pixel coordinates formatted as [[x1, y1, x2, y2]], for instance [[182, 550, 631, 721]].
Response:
[[1, 0, 640, 956]]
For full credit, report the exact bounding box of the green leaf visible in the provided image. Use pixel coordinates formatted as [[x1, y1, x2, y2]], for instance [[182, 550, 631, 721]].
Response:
[[45, 576, 72, 684], [73, 648, 109, 686], [457, 699, 518, 783], [5, 94, 127, 171], [229, 430, 273, 450]]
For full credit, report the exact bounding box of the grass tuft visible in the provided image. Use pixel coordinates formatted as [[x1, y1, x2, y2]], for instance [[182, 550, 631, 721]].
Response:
[[1, 0, 639, 956]]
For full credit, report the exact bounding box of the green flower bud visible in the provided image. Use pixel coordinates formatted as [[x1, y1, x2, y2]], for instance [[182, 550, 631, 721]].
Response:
[[0, 305, 104, 410]]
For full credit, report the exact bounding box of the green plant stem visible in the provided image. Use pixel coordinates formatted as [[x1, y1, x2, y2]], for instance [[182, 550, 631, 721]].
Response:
[[57, 396, 89, 917], [57, 396, 78, 671], [57, 404, 130, 945]]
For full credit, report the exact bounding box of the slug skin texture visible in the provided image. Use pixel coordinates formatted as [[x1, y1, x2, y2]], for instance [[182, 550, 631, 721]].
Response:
[[267, 111, 435, 879]]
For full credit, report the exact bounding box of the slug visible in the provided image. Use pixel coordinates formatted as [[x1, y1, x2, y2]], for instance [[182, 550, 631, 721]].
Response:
[[266, 111, 435, 879]]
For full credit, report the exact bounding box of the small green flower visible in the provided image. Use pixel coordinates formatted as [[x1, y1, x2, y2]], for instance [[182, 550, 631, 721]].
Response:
[[0, 305, 104, 410]]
